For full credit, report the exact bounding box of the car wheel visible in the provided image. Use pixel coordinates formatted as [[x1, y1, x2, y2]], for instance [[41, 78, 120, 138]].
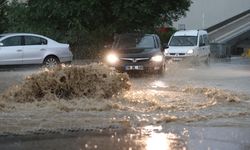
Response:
[[43, 56, 59, 68]]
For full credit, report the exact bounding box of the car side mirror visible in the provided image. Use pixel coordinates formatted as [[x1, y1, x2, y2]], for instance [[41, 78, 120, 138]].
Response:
[[0, 42, 3, 47], [163, 43, 169, 49], [199, 43, 205, 47]]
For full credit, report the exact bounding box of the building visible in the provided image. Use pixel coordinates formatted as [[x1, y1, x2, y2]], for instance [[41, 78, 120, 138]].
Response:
[[173, 0, 250, 30], [173, 0, 250, 56]]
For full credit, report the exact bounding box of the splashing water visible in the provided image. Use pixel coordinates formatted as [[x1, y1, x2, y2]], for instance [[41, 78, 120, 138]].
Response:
[[0, 63, 250, 135]]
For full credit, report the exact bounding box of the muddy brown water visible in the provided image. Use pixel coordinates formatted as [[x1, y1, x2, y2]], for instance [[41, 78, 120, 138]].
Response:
[[0, 57, 250, 150]]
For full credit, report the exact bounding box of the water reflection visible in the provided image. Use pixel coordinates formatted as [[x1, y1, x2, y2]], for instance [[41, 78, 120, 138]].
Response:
[[151, 80, 168, 88], [146, 132, 170, 150], [0, 126, 188, 150], [143, 126, 188, 150]]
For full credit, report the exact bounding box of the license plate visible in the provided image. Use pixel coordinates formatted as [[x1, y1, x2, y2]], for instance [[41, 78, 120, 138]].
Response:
[[173, 57, 183, 61], [125, 65, 144, 70]]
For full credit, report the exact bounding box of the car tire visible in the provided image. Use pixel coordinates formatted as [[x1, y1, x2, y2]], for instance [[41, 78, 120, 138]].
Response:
[[43, 56, 59, 68]]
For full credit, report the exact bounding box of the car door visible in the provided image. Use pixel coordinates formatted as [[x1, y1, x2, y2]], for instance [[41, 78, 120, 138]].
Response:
[[198, 35, 206, 60], [0, 36, 23, 65], [22, 36, 48, 64], [203, 34, 210, 56]]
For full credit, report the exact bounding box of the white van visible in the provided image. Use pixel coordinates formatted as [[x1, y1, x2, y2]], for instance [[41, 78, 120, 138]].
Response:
[[164, 30, 210, 63]]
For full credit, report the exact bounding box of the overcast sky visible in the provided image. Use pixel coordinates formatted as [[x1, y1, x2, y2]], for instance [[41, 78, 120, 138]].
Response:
[[173, 0, 250, 30]]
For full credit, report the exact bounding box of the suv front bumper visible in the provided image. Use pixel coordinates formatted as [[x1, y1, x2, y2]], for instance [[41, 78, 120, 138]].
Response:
[[111, 59, 164, 72]]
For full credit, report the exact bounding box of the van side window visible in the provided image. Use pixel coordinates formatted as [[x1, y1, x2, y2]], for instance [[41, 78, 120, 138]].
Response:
[[203, 35, 209, 46], [199, 35, 204, 47]]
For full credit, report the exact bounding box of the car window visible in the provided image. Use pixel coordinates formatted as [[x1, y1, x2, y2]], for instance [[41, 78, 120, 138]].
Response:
[[136, 36, 155, 48], [169, 36, 197, 46], [153, 36, 159, 48], [156, 36, 161, 48], [114, 34, 155, 49], [24, 36, 48, 45], [199, 35, 204, 46], [203, 35, 209, 45], [1, 36, 22, 46]]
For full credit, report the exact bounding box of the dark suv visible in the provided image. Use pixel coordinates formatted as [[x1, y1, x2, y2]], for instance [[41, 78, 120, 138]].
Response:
[[105, 33, 165, 74]]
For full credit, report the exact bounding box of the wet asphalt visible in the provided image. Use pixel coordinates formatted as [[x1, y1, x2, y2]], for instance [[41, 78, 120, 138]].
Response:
[[0, 57, 250, 150]]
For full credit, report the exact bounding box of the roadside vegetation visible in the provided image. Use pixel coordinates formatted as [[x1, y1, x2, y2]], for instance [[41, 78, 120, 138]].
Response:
[[0, 0, 191, 58]]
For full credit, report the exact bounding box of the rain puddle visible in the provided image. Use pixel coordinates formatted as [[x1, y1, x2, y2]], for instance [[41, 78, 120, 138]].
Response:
[[0, 63, 250, 136]]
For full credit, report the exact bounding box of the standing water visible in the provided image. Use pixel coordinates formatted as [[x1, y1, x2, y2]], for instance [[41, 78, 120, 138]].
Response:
[[0, 57, 250, 150]]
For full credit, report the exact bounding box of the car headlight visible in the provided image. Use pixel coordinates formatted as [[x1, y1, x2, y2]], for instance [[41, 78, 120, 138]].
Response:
[[151, 55, 163, 62], [106, 53, 119, 64], [164, 48, 170, 54], [187, 49, 194, 54]]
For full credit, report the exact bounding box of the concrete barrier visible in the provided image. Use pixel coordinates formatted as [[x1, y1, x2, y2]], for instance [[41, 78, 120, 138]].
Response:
[[210, 43, 231, 58]]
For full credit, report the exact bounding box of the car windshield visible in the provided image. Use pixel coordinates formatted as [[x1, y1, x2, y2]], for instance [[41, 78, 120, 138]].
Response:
[[113, 34, 155, 49], [169, 36, 197, 46]]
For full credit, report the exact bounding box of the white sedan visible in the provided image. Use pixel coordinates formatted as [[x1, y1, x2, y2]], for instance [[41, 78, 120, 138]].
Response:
[[0, 33, 73, 67]]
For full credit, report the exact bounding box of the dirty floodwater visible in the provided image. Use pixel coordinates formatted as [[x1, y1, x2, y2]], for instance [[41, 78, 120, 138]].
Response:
[[0, 57, 250, 150]]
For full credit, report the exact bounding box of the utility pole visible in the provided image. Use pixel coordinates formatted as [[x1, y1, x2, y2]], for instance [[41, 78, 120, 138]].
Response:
[[202, 13, 205, 29]]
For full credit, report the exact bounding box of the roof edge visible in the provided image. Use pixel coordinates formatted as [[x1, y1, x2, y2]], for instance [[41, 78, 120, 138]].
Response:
[[206, 9, 250, 33]]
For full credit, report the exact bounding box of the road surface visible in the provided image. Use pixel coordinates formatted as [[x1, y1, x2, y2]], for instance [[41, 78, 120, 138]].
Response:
[[0, 57, 250, 150]]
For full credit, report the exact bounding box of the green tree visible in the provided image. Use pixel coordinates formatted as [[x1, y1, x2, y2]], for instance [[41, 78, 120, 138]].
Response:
[[6, 0, 191, 58], [0, 0, 8, 33], [5, 1, 29, 33]]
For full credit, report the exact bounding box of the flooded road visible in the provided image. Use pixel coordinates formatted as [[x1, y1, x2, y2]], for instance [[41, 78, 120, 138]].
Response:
[[0, 57, 250, 150], [132, 57, 250, 93]]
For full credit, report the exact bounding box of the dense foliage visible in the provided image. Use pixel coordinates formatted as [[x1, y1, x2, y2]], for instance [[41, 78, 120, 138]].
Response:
[[2, 0, 191, 58], [0, 0, 7, 33]]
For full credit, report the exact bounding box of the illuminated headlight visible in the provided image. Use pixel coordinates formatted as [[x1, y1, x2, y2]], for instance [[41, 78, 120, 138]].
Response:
[[151, 55, 163, 62], [106, 53, 119, 64], [164, 49, 170, 55], [187, 49, 194, 54]]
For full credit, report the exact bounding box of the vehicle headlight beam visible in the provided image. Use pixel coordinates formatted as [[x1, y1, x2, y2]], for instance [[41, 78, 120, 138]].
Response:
[[106, 53, 119, 64], [187, 49, 194, 54], [151, 55, 163, 62]]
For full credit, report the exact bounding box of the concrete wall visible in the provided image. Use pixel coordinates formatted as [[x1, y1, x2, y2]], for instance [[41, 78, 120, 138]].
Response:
[[173, 0, 250, 30]]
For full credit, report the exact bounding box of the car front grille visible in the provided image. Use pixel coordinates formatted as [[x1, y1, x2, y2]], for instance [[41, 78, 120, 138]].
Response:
[[120, 58, 150, 63], [170, 53, 186, 56]]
